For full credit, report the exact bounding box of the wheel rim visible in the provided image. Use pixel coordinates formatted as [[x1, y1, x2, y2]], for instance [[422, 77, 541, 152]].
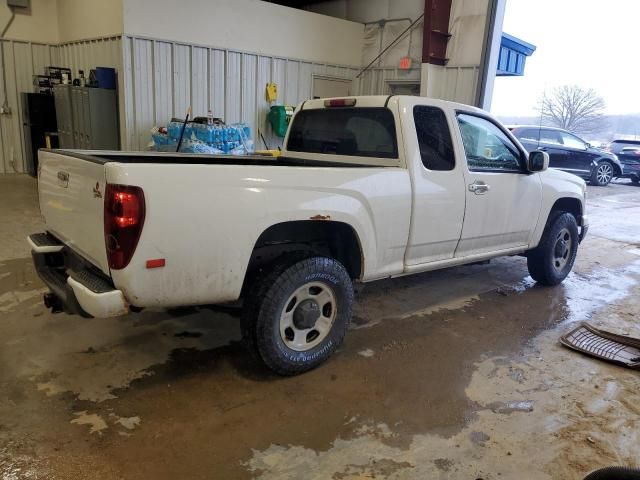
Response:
[[552, 227, 572, 272], [279, 281, 337, 352], [597, 163, 612, 184]]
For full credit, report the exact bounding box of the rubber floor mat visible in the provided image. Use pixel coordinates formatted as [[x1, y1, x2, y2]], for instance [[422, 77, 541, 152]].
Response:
[[560, 323, 640, 369]]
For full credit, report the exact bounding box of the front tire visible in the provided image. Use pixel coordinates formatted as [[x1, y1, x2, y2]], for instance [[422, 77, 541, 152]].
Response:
[[527, 212, 579, 286], [591, 161, 614, 186], [632, 177, 640, 185], [242, 256, 354, 375]]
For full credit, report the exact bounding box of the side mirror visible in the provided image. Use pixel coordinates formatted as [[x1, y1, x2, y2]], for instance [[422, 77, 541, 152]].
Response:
[[528, 151, 549, 172], [585, 142, 591, 149]]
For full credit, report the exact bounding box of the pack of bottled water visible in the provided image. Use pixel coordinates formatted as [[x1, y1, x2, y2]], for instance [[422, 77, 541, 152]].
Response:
[[151, 110, 254, 155]]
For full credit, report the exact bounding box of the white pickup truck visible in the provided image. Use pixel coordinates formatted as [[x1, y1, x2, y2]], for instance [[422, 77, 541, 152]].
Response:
[[29, 95, 588, 374]]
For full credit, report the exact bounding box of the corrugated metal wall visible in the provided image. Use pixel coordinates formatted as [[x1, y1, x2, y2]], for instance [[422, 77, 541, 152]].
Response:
[[121, 36, 360, 151], [0, 37, 121, 174], [52, 37, 122, 81], [426, 66, 479, 105], [0, 40, 56, 174]]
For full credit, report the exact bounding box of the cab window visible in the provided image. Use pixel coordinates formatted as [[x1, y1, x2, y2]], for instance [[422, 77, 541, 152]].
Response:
[[456, 113, 522, 172], [518, 128, 540, 141], [559, 131, 586, 149], [413, 106, 455, 171], [540, 129, 562, 145]]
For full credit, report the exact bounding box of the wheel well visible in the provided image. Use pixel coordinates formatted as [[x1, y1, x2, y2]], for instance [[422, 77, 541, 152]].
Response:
[[550, 198, 582, 224], [243, 220, 363, 288], [599, 158, 622, 176]]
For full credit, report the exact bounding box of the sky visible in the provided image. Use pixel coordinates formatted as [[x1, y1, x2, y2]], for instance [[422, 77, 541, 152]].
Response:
[[491, 0, 640, 117]]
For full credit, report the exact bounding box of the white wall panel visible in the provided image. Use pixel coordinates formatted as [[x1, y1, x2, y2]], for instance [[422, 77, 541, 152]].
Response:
[[0, 41, 22, 173], [255, 56, 272, 149], [284, 60, 299, 106], [0, 40, 85, 174], [132, 39, 153, 150], [241, 54, 257, 136], [172, 44, 191, 119], [210, 49, 225, 120], [121, 36, 135, 151], [225, 51, 241, 125], [298, 62, 313, 103], [53, 37, 121, 77], [272, 59, 287, 105], [191, 47, 208, 118], [153, 41, 173, 125], [120, 36, 361, 151]]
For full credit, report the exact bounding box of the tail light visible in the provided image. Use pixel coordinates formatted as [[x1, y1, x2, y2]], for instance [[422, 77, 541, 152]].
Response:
[[104, 184, 145, 270]]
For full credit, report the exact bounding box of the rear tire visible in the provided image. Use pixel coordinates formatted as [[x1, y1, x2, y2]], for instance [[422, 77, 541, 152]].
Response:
[[242, 256, 353, 375], [591, 161, 614, 186], [527, 212, 579, 286]]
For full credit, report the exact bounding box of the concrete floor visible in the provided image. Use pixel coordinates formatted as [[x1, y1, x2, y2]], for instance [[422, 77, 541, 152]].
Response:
[[1, 174, 640, 479]]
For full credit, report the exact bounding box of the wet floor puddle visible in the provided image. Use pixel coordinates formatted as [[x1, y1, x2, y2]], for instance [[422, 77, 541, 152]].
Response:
[[2, 257, 640, 478]]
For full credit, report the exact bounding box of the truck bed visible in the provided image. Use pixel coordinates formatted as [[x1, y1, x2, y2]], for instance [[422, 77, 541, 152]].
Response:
[[43, 149, 377, 168]]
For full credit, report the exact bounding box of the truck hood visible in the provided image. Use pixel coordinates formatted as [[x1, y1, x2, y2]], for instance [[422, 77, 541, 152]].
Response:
[[542, 167, 587, 190]]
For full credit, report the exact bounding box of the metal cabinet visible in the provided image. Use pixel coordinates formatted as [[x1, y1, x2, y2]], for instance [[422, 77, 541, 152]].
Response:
[[53, 85, 74, 148], [54, 85, 119, 150]]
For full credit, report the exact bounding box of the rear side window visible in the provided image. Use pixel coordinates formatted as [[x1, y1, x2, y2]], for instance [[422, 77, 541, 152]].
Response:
[[517, 128, 539, 141], [287, 107, 398, 158], [413, 106, 455, 171], [611, 140, 640, 154], [540, 129, 562, 145]]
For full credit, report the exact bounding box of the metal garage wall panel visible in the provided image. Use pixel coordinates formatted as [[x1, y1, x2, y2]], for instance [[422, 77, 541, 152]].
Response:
[[225, 51, 241, 124], [0, 41, 22, 173], [0, 36, 123, 173], [54, 37, 121, 76], [173, 44, 191, 118], [272, 58, 286, 103], [255, 56, 271, 149], [241, 53, 257, 135], [210, 49, 225, 119], [154, 41, 173, 126], [122, 37, 136, 150], [191, 47, 208, 117], [31, 44, 52, 74], [133, 39, 154, 150], [431, 66, 479, 105], [298, 62, 312, 103], [284, 60, 299, 106], [116, 35, 360, 153], [312, 63, 328, 77]]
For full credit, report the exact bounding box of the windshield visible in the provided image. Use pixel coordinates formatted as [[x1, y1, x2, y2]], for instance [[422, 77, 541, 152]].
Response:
[[287, 107, 398, 159]]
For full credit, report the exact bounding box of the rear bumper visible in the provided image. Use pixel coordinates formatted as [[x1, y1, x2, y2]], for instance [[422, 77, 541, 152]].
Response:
[[29, 233, 129, 318]]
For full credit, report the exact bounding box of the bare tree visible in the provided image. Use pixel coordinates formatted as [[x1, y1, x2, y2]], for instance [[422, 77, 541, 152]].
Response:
[[539, 85, 606, 135]]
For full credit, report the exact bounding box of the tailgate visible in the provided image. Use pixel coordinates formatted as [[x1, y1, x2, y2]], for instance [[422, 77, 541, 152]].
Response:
[[38, 150, 110, 274]]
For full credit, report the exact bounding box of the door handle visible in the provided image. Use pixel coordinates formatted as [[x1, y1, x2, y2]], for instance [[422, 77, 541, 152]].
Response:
[[469, 181, 490, 194]]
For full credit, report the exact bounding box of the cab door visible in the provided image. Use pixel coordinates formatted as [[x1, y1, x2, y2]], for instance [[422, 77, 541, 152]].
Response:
[[402, 101, 466, 266], [538, 129, 574, 173], [454, 113, 542, 257], [557, 130, 594, 177]]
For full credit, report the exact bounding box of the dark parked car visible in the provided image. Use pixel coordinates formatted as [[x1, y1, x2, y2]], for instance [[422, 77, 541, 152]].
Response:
[[604, 140, 640, 184], [509, 126, 623, 186]]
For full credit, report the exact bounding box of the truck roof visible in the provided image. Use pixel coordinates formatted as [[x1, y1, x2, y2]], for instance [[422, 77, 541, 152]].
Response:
[[299, 95, 487, 115]]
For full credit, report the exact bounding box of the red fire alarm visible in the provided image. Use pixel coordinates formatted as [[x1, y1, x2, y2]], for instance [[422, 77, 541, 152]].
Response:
[[399, 56, 412, 70]]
